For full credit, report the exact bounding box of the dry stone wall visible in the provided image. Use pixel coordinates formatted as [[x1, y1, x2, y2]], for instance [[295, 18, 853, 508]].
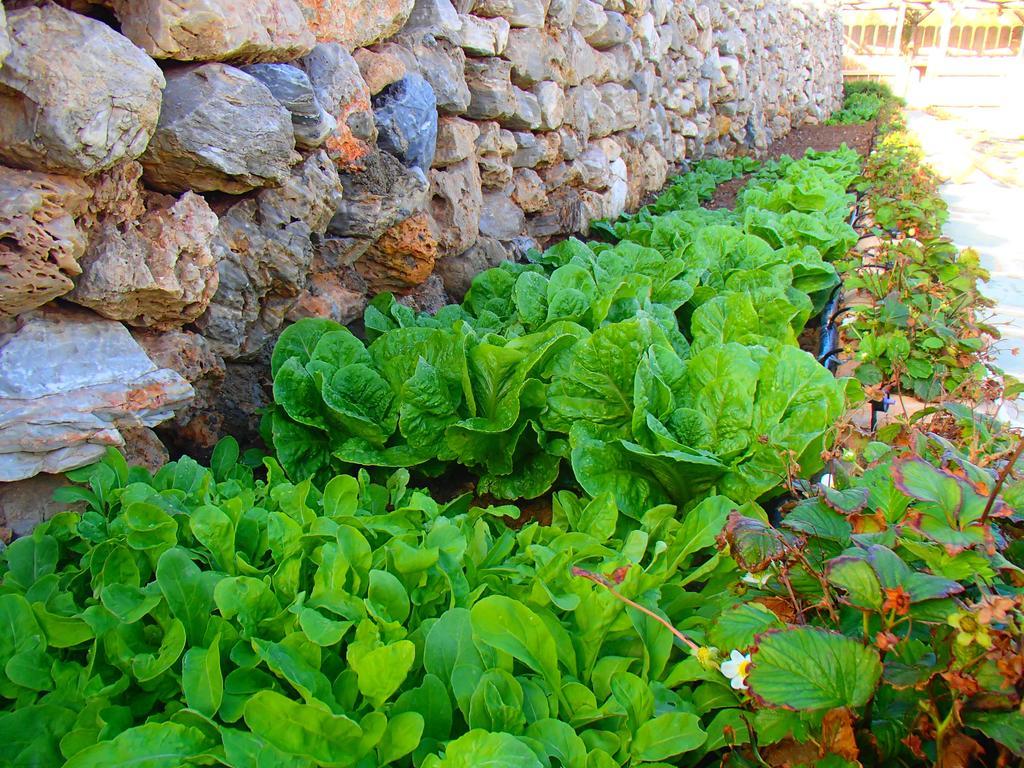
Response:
[[0, 0, 842, 488]]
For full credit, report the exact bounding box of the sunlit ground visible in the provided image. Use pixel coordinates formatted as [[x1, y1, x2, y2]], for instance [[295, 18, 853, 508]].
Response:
[[905, 107, 1024, 424]]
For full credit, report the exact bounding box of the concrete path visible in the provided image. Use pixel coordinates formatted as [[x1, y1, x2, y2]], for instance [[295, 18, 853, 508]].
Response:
[[905, 110, 1024, 424]]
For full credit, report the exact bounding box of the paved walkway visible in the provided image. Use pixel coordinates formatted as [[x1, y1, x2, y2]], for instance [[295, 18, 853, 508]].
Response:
[[906, 110, 1024, 424]]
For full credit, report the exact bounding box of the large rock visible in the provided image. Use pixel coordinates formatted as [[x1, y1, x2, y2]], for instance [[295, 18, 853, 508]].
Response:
[[429, 157, 482, 256], [67, 192, 220, 330], [464, 58, 516, 120], [289, 242, 369, 326], [0, 166, 92, 320], [475, 122, 516, 188], [0, 306, 193, 482], [294, 0, 415, 48], [195, 151, 343, 359], [107, 0, 315, 62], [355, 212, 438, 293], [141, 65, 299, 194], [373, 74, 438, 171], [299, 44, 377, 164], [353, 48, 407, 95], [328, 150, 430, 240], [450, 14, 509, 56], [473, 0, 546, 28], [242, 64, 337, 149], [132, 328, 227, 452], [434, 117, 480, 167], [434, 235, 508, 300], [0, 6, 9, 69], [479, 190, 526, 241], [379, 37, 470, 115], [0, 4, 165, 174]]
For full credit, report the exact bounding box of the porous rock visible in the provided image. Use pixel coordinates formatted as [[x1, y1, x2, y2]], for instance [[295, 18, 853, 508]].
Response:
[[329, 150, 430, 240], [0, 306, 193, 482], [429, 157, 482, 256], [0, 166, 91, 319], [140, 64, 299, 194], [67, 192, 220, 330], [356, 212, 438, 292], [0, 4, 165, 174]]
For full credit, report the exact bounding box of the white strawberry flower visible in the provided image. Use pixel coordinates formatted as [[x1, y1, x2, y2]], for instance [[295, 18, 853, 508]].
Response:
[[720, 650, 752, 691]]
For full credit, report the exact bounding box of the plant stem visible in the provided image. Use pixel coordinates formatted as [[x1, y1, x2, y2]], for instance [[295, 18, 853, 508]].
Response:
[[980, 437, 1024, 524], [571, 567, 701, 653]]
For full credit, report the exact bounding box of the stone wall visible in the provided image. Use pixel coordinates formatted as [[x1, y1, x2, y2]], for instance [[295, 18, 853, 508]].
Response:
[[0, 0, 842, 486]]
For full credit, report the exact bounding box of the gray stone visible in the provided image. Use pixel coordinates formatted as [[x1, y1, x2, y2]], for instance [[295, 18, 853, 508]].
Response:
[[141, 65, 299, 194], [472, 0, 546, 27], [534, 81, 566, 131], [505, 28, 565, 87], [587, 11, 630, 49], [373, 74, 438, 171], [434, 117, 481, 167], [510, 132, 546, 168], [107, 0, 315, 62], [599, 83, 640, 132], [476, 122, 516, 188], [450, 14, 510, 56], [196, 151, 344, 359], [380, 37, 470, 115], [573, 0, 608, 38], [0, 6, 10, 70], [242, 63, 337, 149], [528, 186, 584, 240], [430, 158, 483, 256], [479, 190, 526, 241], [403, 0, 463, 36], [0, 306, 193, 482], [300, 44, 376, 143], [547, 0, 580, 29], [435, 236, 509, 299], [503, 88, 543, 131], [464, 58, 516, 120], [0, 4, 165, 175], [329, 150, 430, 239]]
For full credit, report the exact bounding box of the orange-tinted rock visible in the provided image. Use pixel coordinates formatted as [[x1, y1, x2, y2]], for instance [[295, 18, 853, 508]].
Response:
[[356, 213, 438, 293], [295, 0, 415, 48], [353, 48, 406, 95]]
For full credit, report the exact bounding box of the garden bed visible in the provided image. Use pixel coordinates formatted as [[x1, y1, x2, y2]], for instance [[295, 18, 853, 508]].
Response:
[[1, 84, 1022, 768]]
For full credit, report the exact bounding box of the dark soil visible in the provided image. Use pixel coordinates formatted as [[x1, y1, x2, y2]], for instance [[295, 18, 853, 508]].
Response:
[[707, 121, 877, 209]]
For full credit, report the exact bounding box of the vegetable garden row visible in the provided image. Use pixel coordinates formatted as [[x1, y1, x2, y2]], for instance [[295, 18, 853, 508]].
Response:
[[2, 84, 1022, 767]]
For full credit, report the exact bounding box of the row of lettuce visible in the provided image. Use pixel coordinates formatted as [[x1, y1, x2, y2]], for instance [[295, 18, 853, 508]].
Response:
[[1, 94, 1022, 767], [265, 148, 862, 516]]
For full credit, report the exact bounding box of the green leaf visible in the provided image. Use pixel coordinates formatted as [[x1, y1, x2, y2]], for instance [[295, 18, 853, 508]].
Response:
[[272, 317, 343, 378], [348, 640, 416, 708], [243, 690, 362, 764], [182, 635, 223, 718], [433, 730, 544, 768], [748, 627, 882, 710], [631, 712, 707, 761], [470, 596, 562, 694], [378, 711, 425, 764], [827, 556, 883, 610], [4, 534, 58, 589], [964, 710, 1024, 756], [709, 603, 784, 651], [156, 548, 216, 646], [63, 722, 213, 768]]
